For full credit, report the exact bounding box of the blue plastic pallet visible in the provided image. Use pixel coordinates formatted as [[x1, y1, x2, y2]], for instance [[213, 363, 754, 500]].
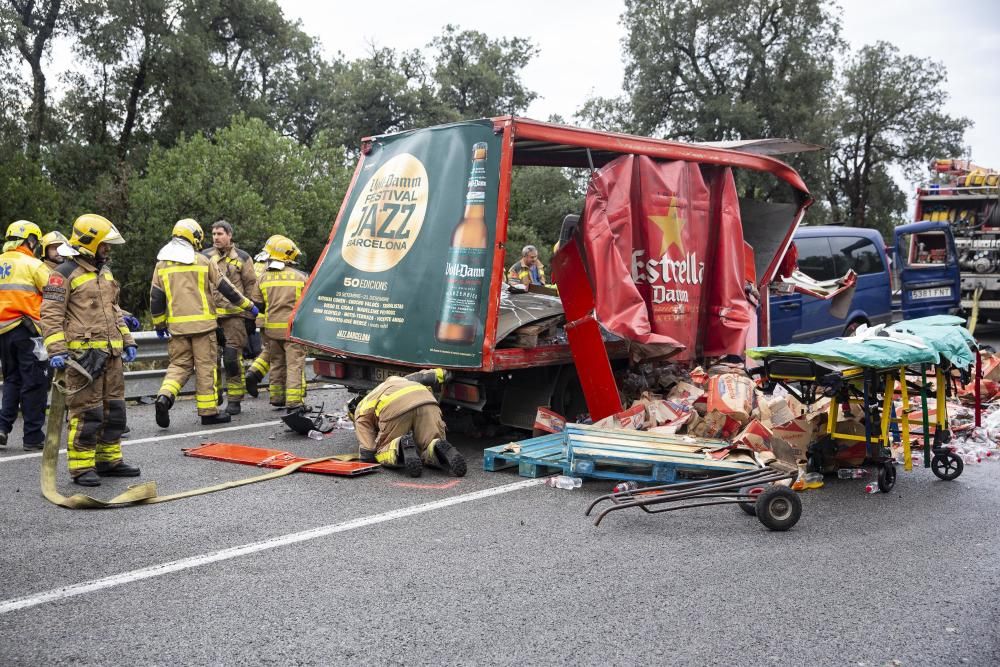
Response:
[[482, 433, 570, 478]]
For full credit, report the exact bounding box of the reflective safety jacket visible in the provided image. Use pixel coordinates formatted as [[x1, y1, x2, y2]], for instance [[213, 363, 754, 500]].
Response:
[[0, 246, 51, 335], [40, 256, 133, 357], [507, 258, 546, 287], [150, 253, 254, 336], [249, 265, 308, 337], [202, 245, 257, 319], [352, 376, 440, 450]]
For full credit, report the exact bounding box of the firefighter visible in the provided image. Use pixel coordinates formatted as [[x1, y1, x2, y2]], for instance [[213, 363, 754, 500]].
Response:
[[348, 368, 466, 478], [150, 218, 259, 428], [244, 243, 273, 398], [202, 220, 257, 416], [0, 221, 51, 450], [40, 214, 139, 485], [40, 231, 71, 270], [248, 235, 307, 409]]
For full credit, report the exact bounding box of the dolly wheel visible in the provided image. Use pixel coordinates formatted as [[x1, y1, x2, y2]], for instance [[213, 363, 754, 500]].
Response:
[[755, 486, 802, 531], [738, 485, 766, 516], [931, 451, 964, 481], [878, 463, 896, 493]]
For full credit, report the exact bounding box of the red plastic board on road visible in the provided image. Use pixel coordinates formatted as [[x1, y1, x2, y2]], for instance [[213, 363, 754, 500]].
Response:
[[183, 443, 380, 476]]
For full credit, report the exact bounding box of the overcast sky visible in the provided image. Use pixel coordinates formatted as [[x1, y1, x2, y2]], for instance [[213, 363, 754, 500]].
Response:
[[280, 0, 1000, 194]]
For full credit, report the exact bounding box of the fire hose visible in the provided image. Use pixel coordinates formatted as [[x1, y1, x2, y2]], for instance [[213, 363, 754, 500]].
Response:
[[41, 366, 348, 509]]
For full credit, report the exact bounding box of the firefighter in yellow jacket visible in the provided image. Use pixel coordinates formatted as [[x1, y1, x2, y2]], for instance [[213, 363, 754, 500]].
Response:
[[248, 235, 307, 409], [150, 218, 259, 427], [348, 368, 467, 478], [244, 243, 273, 398], [202, 220, 258, 415], [40, 214, 140, 485], [0, 221, 51, 450]]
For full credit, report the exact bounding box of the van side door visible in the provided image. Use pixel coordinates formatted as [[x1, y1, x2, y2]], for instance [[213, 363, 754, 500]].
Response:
[[829, 234, 893, 330], [894, 221, 960, 319]]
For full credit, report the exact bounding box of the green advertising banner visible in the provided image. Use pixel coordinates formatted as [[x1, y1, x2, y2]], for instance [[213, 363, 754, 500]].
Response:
[[292, 120, 501, 368]]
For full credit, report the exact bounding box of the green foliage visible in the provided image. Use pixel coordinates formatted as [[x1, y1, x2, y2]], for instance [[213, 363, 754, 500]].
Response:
[[828, 41, 971, 229], [0, 153, 61, 226], [430, 25, 538, 118], [117, 115, 349, 312], [506, 166, 585, 265]]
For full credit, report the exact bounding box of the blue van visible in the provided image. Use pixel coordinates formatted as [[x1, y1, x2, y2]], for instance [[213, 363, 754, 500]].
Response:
[[769, 226, 892, 344]]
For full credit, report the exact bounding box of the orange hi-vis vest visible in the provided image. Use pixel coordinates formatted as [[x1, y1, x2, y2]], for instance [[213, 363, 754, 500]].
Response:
[[0, 245, 50, 334]]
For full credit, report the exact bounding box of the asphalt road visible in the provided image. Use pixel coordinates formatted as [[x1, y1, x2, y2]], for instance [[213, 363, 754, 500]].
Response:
[[1, 386, 999, 665]]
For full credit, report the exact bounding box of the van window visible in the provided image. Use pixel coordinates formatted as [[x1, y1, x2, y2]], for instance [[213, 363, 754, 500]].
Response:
[[793, 237, 836, 281], [829, 236, 885, 276]]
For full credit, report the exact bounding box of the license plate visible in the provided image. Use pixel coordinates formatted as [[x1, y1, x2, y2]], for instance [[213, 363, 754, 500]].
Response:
[[373, 367, 404, 382], [910, 287, 952, 300]]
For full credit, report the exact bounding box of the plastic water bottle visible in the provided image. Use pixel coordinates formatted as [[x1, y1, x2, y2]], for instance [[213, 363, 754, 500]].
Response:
[[864, 480, 880, 494], [545, 475, 582, 489], [306, 430, 324, 440], [838, 468, 870, 480], [613, 481, 639, 494]]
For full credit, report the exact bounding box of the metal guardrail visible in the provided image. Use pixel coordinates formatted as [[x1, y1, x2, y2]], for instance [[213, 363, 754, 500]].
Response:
[[131, 330, 169, 363]]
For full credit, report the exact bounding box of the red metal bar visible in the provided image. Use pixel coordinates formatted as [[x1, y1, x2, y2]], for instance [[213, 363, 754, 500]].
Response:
[[975, 347, 982, 428], [550, 239, 623, 420]]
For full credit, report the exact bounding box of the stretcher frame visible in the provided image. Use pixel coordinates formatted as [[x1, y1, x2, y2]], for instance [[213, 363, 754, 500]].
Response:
[[757, 355, 968, 489]]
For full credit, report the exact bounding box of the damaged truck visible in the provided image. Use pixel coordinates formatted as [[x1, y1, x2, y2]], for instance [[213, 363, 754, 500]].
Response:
[[288, 117, 812, 428]]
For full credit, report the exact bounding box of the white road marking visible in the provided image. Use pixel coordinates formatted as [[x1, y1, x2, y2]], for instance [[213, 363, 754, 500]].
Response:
[[0, 420, 283, 464], [0, 477, 545, 615]]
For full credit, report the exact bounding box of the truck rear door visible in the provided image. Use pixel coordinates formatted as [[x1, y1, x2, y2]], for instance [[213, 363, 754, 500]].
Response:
[[894, 221, 960, 319]]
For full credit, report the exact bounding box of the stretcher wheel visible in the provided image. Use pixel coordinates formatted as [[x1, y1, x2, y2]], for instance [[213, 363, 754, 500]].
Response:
[[878, 464, 896, 493], [738, 485, 766, 516], [931, 452, 964, 481], [755, 486, 801, 531]]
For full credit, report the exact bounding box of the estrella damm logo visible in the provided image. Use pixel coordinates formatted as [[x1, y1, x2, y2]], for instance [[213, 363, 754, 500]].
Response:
[[341, 153, 429, 272]]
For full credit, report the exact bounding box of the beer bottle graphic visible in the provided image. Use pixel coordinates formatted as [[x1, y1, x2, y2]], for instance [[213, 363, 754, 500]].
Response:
[[436, 142, 489, 345]]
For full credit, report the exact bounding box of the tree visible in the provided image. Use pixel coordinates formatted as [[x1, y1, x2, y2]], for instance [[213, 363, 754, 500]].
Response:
[[577, 0, 840, 205], [430, 24, 538, 118], [827, 41, 971, 231], [1, 0, 64, 159], [119, 115, 349, 313], [506, 166, 585, 265]]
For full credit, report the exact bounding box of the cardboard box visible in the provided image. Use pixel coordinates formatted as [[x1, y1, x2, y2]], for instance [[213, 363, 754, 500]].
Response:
[[533, 407, 566, 435], [690, 409, 727, 438], [771, 416, 817, 452], [732, 419, 773, 453], [667, 381, 704, 405], [706, 373, 754, 424], [592, 403, 646, 430]]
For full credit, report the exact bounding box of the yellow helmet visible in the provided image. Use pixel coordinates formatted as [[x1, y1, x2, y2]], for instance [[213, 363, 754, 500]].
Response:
[[172, 218, 205, 247], [41, 230, 69, 253], [265, 234, 301, 263], [70, 214, 124, 256], [6, 220, 43, 243]]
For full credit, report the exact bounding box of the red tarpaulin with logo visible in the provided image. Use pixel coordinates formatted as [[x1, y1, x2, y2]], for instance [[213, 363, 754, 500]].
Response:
[[579, 155, 752, 361]]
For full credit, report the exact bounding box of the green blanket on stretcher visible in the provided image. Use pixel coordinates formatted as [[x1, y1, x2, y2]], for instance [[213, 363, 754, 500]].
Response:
[[748, 316, 977, 370]]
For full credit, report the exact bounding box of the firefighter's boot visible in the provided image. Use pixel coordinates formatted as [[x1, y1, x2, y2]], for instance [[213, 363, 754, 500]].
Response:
[[96, 461, 141, 477], [429, 439, 467, 477], [73, 470, 101, 487], [359, 448, 376, 463], [399, 434, 422, 478], [155, 394, 173, 428], [245, 370, 261, 398], [201, 413, 232, 426], [226, 400, 242, 416]]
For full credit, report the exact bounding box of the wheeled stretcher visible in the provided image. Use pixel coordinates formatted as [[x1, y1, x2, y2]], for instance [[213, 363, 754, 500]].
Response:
[[748, 316, 979, 491]]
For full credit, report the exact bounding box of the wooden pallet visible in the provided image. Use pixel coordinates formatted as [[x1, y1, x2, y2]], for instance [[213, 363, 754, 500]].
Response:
[[482, 433, 569, 478], [568, 440, 758, 483]]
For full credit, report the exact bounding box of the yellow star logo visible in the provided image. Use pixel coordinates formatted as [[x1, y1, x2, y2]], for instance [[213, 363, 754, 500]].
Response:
[[649, 199, 685, 256]]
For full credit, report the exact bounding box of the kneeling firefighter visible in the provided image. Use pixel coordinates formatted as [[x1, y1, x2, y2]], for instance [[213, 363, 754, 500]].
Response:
[[40, 214, 140, 486], [348, 368, 466, 478]]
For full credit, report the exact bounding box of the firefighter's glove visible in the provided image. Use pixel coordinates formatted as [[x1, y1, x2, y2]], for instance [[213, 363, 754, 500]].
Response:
[[75, 349, 109, 379], [123, 346, 138, 363], [49, 354, 68, 369], [249, 305, 260, 318], [123, 315, 141, 331], [156, 328, 170, 340]]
